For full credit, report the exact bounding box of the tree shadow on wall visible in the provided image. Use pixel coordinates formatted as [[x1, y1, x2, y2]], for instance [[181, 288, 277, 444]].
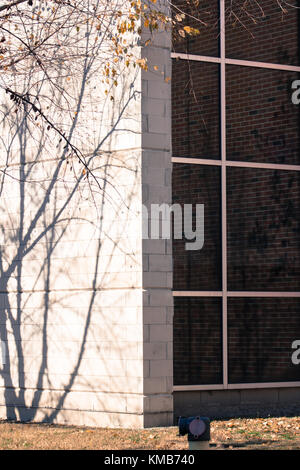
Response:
[[0, 23, 142, 424]]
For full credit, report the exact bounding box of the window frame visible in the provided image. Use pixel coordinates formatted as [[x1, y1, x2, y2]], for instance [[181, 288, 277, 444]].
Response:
[[172, 0, 300, 391]]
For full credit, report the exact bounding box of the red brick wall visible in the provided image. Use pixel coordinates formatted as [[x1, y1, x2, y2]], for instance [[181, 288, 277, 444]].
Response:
[[227, 167, 300, 292], [228, 298, 300, 383], [172, 163, 221, 291], [174, 297, 222, 385], [225, 0, 300, 66], [172, 1, 300, 385], [173, 0, 219, 56], [226, 65, 300, 165], [172, 59, 220, 159]]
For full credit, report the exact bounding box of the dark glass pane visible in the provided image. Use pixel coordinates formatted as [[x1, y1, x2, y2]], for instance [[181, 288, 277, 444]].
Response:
[[173, 164, 222, 291], [226, 0, 300, 66], [226, 65, 300, 165], [172, 60, 220, 159], [174, 297, 223, 385], [227, 167, 300, 291], [228, 298, 300, 383], [172, 0, 219, 56]]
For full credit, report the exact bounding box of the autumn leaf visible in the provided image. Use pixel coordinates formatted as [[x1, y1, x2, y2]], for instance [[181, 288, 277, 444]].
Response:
[[183, 26, 200, 36]]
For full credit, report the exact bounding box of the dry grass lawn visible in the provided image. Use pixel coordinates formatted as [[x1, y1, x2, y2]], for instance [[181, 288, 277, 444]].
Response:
[[0, 417, 300, 450]]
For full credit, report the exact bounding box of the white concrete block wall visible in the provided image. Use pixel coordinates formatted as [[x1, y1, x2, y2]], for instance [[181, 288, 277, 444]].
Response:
[[141, 4, 173, 426], [0, 1, 173, 428]]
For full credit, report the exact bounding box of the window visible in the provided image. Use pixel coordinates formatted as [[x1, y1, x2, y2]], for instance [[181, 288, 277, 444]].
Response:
[[172, 0, 300, 390], [173, 164, 222, 291], [174, 297, 223, 385]]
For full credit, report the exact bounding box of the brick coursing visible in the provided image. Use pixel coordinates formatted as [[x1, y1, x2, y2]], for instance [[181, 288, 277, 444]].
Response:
[[172, 0, 300, 386]]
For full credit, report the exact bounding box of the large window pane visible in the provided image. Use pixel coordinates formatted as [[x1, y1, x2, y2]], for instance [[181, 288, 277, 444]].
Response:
[[227, 167, 300, 292], [228, 298, 300, 383], [174, 297, 223, 385], [226, 0, 300, 66], [173, 164, 222, 291], [172, 0, 219, 57], [226, 65, 300, 165], [172, 60, 220, 159]]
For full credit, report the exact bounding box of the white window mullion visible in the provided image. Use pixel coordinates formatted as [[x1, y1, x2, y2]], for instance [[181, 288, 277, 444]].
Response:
[[220, 0, 228, 390]]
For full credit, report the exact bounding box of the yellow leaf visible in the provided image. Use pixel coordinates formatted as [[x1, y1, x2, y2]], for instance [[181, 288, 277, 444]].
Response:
[[183, 26, 192, 34], [183, 26, 200, 36], [136, 58, 148, 70]]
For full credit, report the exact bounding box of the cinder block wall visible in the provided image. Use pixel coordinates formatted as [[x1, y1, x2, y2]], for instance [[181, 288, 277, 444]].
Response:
[[0, 1, 173, 428], [174, 388, 300, 421], [141, 16, 174, 426]]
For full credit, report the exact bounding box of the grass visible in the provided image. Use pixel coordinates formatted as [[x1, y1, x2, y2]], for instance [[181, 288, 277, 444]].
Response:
[[0, 416, 300, 450]]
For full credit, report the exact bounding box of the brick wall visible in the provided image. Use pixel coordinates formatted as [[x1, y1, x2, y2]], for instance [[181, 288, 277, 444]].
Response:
[[226, 65, 300, 165], [172, 0, 219, 56], [227, 167, 300, 291], [172, 60, 220, 159], [225, 0, 300, 66], [172, 0, 300, 389], [228, 298, 300, 383], [174, 387, 300, 420], [173, 297, 222, 385], [172, 163, 221, 291]]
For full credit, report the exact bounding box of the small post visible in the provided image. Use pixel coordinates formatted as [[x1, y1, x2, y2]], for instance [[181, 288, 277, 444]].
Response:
[[178, 416, 211, 450]]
